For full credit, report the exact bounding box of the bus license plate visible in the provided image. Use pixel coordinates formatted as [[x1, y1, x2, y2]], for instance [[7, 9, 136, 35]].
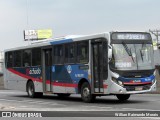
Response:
[[135, 87, 143, 91]]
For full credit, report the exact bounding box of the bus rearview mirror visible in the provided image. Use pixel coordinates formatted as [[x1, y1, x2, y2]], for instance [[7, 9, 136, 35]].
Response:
[[108, 45, 112, 60]]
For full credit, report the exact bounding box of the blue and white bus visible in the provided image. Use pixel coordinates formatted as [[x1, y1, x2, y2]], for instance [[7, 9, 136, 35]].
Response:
[[4, 31, 156, 102]]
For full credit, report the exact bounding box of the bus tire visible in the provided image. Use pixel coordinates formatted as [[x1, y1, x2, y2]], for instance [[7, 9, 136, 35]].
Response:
[[116, 94, 130, 101], [81, 82, 95, 103], [27, 81, 43, 98]]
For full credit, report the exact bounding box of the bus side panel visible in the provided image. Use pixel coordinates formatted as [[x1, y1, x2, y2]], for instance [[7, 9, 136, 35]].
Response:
[[52, 64, 89, 94], [103, 67, 113, 94], [65, 65, 84, 93], [4, 67, 43, 93], [4, 69, 27, 91], [33, 81, 43, 93]]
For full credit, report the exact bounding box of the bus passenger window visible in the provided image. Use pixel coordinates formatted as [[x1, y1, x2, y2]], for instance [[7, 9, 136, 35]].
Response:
[[14, 51, 22, 67], [103, 41, 108, 79], [77, 41, 89, 63], [32, 48, 41, 66], [65, 44, 75, 63], [53, 45, 63, 64], [23, 50, 31, 67], [6, 52, 13, 68]]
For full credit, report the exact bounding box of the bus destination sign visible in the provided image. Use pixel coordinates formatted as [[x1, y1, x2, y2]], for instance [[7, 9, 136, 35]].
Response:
[[111, 32, 151, 40]]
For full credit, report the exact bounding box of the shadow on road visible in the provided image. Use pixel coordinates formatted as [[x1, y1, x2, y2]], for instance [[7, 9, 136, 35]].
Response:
[[10, 94, 149, 105]]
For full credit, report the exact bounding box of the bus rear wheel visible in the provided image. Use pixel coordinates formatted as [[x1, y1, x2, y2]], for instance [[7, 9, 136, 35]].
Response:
[[27, 81, 43, 98], [116, 94, 130, 101], [81, 82, 95, 103]]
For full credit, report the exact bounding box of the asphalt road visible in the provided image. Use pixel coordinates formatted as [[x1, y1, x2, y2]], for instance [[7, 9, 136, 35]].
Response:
[[0, 90, 160, 120]]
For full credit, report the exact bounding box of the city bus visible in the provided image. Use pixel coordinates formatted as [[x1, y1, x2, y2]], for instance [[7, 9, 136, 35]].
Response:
[[4, 31, 156, 102]]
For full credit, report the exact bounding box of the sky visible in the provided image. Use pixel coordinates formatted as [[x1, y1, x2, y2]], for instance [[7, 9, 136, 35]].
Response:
[[0, 0, 160, 51]]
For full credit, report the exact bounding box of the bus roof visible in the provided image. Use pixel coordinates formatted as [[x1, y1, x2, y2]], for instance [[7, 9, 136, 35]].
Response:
[[4, 31, 150, 52], [5, 32, 109, 52]]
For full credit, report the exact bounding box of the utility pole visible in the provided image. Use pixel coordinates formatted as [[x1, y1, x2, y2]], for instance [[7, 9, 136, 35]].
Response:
[[149, 29, 160, 45]]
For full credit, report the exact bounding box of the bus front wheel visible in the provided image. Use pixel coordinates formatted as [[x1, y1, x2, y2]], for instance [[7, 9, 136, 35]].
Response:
[[27, 81, 43, 98], [81, 82, 95, 103], [116, 94, 130, 101]]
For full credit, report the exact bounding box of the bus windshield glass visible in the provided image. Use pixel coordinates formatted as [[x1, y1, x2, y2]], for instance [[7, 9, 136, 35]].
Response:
[[110, 43, 154, 70]]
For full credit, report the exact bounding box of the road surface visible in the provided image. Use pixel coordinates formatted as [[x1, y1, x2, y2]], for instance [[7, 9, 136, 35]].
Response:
[[0, 90, 160, 120]]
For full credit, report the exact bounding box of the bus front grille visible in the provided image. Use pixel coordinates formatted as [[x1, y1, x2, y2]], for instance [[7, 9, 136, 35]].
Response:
[[124, 84, 151, 91]]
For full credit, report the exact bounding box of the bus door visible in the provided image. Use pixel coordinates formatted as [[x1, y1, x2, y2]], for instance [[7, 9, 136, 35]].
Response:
[[91, 39, 108, 93], [42, 48, 52, 92]]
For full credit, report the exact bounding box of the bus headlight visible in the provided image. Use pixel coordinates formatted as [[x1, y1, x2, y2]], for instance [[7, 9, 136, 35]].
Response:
[[112, 77, 123, 87], [153, 70, 156, 76], [118, 81, 123, 87], [112, 77, 117, 83], [152, 78, 156, 84]]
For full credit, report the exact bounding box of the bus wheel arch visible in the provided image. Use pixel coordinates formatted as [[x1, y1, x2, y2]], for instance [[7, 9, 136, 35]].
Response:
[[26, 79, 33, 92], [26, 79, 43, 98], [78, 79, 95, 103], [26, 80, 35, 98], [78, 78, 89, 94]]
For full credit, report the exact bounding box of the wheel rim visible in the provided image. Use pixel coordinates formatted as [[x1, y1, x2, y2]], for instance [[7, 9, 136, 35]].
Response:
[[83, 87, 90, 98]]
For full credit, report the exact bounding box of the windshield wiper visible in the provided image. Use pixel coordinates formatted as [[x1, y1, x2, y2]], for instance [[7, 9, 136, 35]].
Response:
[[122, 42, 135, 63], [139, 43, 145, 62], [140, 50, 144, 62]]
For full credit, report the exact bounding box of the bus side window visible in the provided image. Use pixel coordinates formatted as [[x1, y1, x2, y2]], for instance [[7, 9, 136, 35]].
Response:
[[5, 53, 7, 68], [103, 41, 108, 79], [14, 50, 22, 67], [77, 41, 89, 63], [65, 43, 75, 63], [32, 48, 41, 66], [23, 49, 31, 67], [6, 52, 13, 68], [53, 45, 63, 64]]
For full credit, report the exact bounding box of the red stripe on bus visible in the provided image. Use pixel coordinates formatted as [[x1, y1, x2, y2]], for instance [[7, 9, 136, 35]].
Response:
[[7, 68, 78, 88], [45, 80, 78, 87], [8, 68, 42, 82], [52, 82, 78, 88], [103, 84, 108, 88]]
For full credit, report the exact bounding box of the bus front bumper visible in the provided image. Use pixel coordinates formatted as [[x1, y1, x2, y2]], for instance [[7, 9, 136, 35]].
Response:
[[109, 80, 157, 94]]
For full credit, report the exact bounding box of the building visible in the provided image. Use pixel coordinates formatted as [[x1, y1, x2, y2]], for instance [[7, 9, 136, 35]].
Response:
[[0, 51, 4, 76]]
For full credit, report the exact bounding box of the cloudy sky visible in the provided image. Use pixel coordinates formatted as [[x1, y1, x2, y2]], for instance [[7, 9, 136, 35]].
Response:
[[0, 0, 160, 51]]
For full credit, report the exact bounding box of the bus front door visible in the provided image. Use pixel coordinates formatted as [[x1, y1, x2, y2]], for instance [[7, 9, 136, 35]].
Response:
[[92, 40, 108, 93], [42, 49, 52, 92]]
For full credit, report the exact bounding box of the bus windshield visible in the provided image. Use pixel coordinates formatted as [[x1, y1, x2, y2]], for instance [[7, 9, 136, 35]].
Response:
[[110, 43, 154, 70]]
